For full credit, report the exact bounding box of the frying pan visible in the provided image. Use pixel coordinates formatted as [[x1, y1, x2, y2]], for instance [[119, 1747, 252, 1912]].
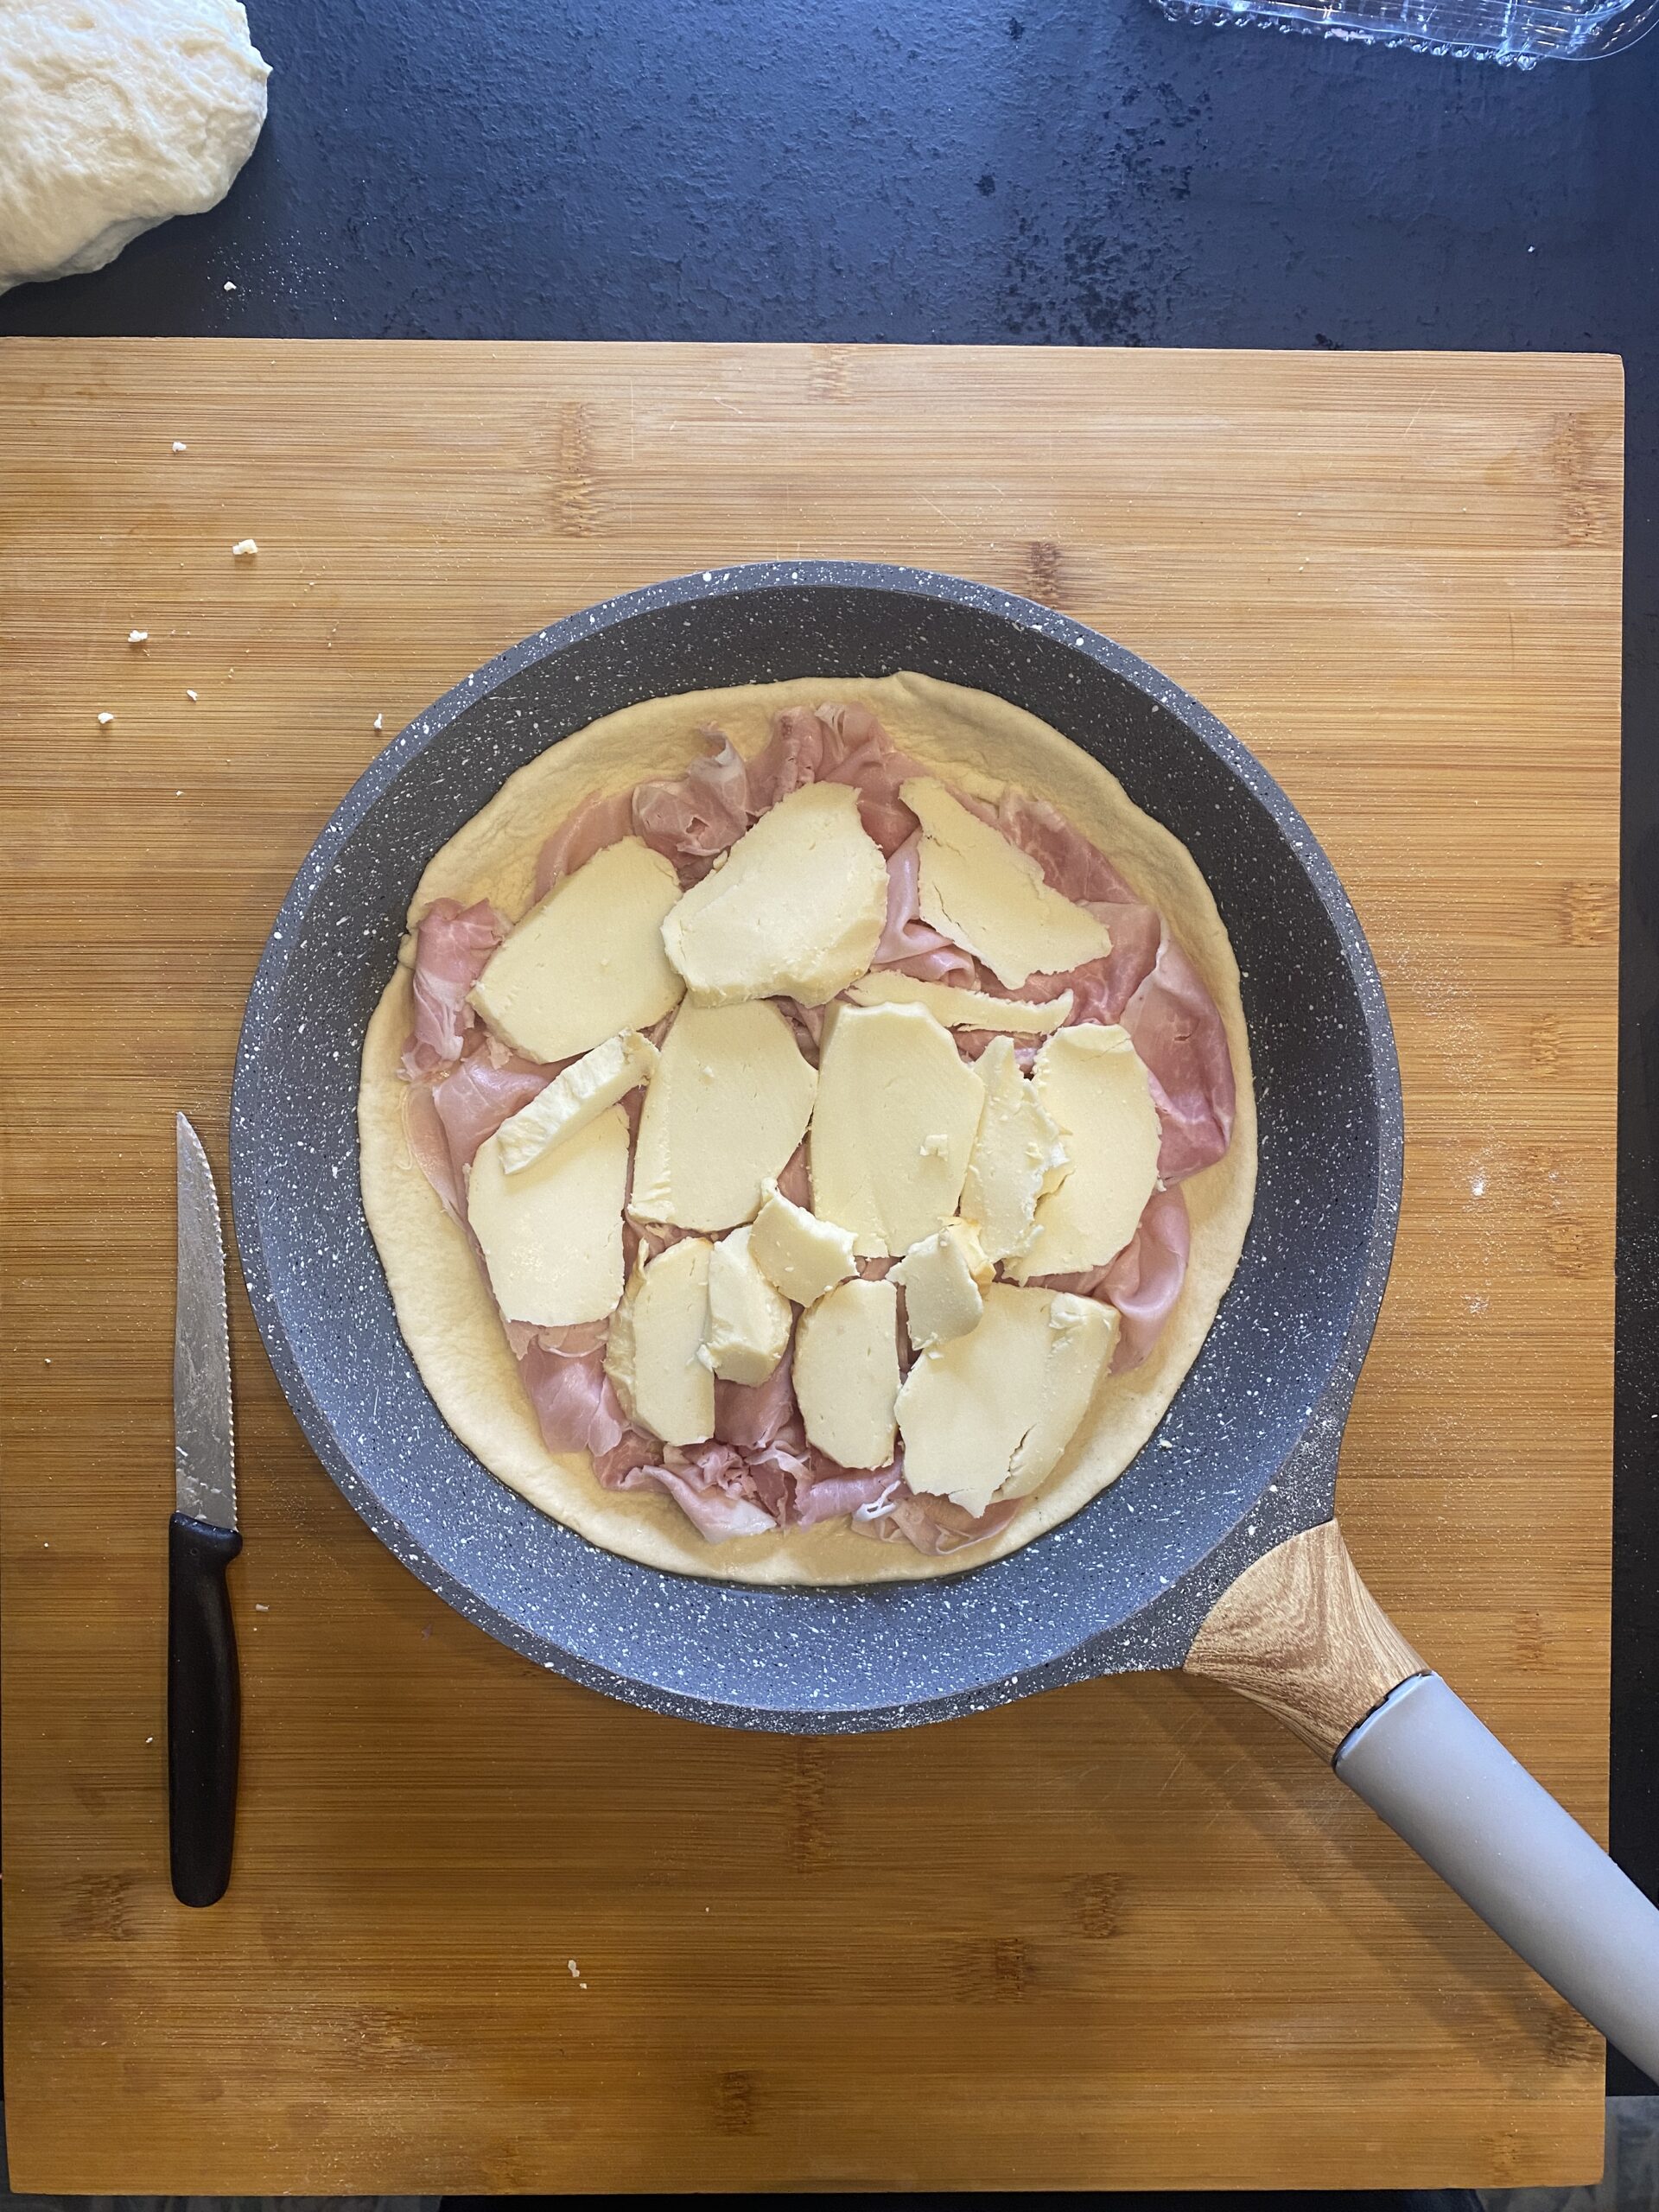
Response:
[[231, 562, 1659, 2078]]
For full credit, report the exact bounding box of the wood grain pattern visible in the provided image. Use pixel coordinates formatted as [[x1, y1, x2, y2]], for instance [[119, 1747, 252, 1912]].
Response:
[[1185, 1520, 1425, 1756], [0, 341, 1621, 2194]]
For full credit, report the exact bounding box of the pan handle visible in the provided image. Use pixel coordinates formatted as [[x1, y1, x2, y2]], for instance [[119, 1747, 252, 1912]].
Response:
[[1185, 1520, 1659, 2082]]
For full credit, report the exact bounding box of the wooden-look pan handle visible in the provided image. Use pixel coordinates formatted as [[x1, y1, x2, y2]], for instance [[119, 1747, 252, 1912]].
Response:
[[1185, 1520, 1659, 2082]]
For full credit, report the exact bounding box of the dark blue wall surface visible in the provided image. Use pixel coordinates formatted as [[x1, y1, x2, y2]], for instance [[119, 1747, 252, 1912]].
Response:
[[4, 0, 1654, 2096]]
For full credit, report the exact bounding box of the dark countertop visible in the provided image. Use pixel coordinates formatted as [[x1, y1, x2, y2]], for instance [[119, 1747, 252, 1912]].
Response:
[[3, 0, 1654, 2100]]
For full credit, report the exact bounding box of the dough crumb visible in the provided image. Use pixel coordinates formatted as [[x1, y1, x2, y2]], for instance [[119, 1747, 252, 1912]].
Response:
[[255, 1602, 270, 1612], [186, 689, 198, 702], [232, 538, 257, 557], [96, 711, 114, 727], [128, 628, 148, 645], [566, 1959, 579, 1979], [224, 280, 237, 292], [1156, 1436, 1173, 1451], [372, 713, 383, 731], [172, 441, 188, 453]]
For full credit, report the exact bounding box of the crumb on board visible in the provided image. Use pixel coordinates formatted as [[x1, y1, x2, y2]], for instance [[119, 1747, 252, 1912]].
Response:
[[172, 440, 188, 453], [186, 689, 198, 702], [567, 1959, 579, 1979], [128, 629, 148, 645], [97, 711, 114, 727], [255, 1603, 270, 1612], [224, 281, 237, 293], [373, 713, 383, 731], [232, 539, 258, 558]]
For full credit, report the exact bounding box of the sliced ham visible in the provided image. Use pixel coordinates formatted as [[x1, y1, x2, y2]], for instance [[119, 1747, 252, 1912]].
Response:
[[1033, 1184, 1191, 1373], [430, 1051, 550, 1182], [402, 1080, 464, 1222], [632, 732, 752, 876], [403, 899, 507, 1075], [795, 1465, 905, 1527], [855, 1474, 1024, 1554], [747, 704, 925, 855], [531, 787, 637, 900], [1120, 935, 1235, 1181], [715, 1350, 799, 1453], [515, 1322, 631, 1458], [872, 831, 978, 984], [995, 791, 1140, 906], [594, 1438, 779, 1541]]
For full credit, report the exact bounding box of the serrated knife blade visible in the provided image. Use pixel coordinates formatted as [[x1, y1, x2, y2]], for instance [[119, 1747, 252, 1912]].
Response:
[[175, 1114, 237, 1531], [170, 1112, 242, 1908]]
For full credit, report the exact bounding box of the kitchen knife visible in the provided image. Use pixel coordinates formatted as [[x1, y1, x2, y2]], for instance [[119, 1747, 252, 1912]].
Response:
[[171, 1112, 242, 1907]]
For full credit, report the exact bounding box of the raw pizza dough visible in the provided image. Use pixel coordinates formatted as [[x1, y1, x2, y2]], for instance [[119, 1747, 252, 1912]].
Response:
[[359, 671, 1258, 1586], [0, 1, 269, 296]]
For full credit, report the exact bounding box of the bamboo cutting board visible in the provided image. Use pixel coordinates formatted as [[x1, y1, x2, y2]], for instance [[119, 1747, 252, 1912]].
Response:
[[0, 340, 1621, 2194]]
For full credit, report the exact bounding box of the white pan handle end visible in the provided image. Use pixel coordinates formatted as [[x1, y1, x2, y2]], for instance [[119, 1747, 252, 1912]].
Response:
[[1336, 1670, 1659, 2082], [1185, 1519, 1659, 2081]]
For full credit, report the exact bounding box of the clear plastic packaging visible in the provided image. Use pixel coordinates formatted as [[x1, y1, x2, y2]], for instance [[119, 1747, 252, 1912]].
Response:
[[1153, 0, 1659, 62]]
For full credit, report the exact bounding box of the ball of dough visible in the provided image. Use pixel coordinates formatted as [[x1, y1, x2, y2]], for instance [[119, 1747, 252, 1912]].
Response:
[[0, 0, 270, 296]]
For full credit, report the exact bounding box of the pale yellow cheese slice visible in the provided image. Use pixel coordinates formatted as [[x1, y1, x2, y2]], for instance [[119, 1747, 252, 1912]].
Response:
[[747, 1178, 857, 1306], [604, 1236, 715, 1446], [959, 1035, 1070, 1266], [901, 778, 1113, 989], [896, 1283, 1117, 1515], [631, 999, 817, 1231], [793, 1276, 900, 1470], [660, 782, 888, 1007], [702, 1225, 792, 1386], [893, 1219, 993, 1351], [465, 1106, 628, 1328], [470, 837, 684, 1063], [496, 1029, 658, 1174], [808, 1001, 986, 1257], [1008, 1024, 1160, 1281], [847, 972, 1073, 1033]]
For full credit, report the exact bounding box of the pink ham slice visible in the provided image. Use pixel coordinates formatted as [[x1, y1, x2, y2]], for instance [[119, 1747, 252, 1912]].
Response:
[[431, 1048, 550, 1182], [632, 733, 751, 876], [403, 899, 507, 1075], [1121, 935, 1236, 1182], [1032, 1184, 1192, 1373], [512, 1320, 632, 1458], [532, 788, 635, 900], [872, 831, 978, 985]]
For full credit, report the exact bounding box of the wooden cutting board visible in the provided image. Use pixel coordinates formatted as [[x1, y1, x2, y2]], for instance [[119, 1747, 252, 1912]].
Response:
[[0, 340, 1621, 2194]]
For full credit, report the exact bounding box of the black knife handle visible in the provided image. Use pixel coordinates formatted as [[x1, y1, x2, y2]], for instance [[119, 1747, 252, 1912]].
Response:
[[168, 1512, 242, 1907]]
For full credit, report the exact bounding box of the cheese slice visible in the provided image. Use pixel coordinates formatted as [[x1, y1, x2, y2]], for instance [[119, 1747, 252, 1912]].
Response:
[[960, 1035, 1070, 1266], [848, 972, 1073, 1033], [901, 778, 1114, 989], [1008, 1024, 1160, 1281], [893, 1219, 992, 1351], [496, 1029, 658, 1174], [466, 1106, 628, 1327], [896, 1284, 1117, 1515], [793, 1277, 900, 1470], [470, 836, 684, 1063], [702, 1225, 792, 1386], [808, 1001, 986, 1256], [631, 1000, 817, 1231], [604, 1236, 715, 1446], [661, 782, 888, 1007], [747, 1179, 857, 1306]]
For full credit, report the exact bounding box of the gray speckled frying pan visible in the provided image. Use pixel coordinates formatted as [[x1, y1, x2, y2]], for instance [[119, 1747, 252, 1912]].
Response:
[[231, 562, 1659, 2073]]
